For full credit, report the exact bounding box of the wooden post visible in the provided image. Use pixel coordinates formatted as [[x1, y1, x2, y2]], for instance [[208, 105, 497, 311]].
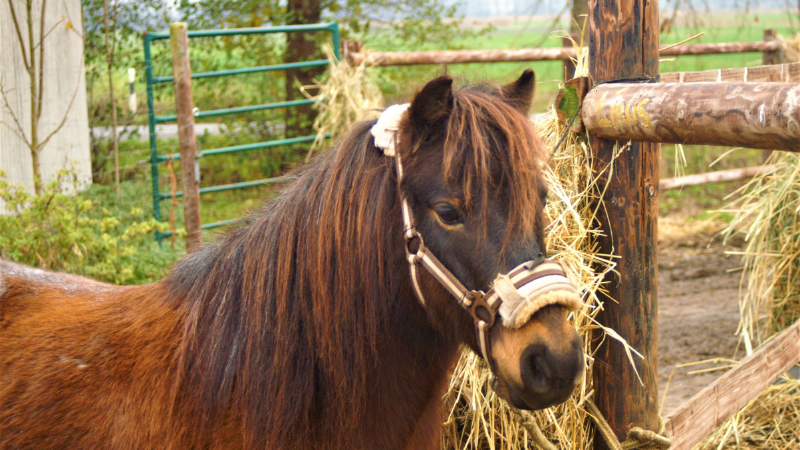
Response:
[[341, 40, 362, 66], [169, 22, 202, 252], [562, 34, 578, 80], [587, 0, 660, 447], [762, 29, 780, 162], [763, 29, 780, 65]]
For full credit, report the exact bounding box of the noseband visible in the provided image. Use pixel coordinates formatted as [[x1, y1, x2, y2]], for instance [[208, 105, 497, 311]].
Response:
[[372, 104, 582, 370]]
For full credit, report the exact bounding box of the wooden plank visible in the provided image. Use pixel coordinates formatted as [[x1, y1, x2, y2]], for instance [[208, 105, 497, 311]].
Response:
[[660, 63, 800, 83], [664, 319, 800, 450], [582, 82, 800, 152], [169, 22, 203, 252], [587, 0, 661, 447], [659, 165, 777, 191]]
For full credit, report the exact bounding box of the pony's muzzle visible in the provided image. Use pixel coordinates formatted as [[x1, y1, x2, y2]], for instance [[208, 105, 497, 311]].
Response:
[[487, 261, 585, 411], [518, 305, 584, 409], [491, 305, 584, 411]]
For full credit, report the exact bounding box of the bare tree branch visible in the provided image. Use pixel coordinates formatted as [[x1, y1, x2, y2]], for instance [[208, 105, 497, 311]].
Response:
[[32, 17, 65, 52], [0, 121, 31, 146], [7, 0, 31, 70], [38, 52, 85, 150], [37, 0, 48, 122], [0, 77, 32, 147]]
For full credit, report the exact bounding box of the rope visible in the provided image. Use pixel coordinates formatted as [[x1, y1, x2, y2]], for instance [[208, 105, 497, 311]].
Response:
[[509, 407, 558, 450], [586, 400, 672, 450]]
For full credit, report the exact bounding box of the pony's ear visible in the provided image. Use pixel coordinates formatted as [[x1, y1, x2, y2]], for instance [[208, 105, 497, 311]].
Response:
[[409, 76, 454, 129], [501, 69, 536, 114]]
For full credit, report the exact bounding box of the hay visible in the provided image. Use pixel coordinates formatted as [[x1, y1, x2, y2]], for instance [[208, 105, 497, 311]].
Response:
[[302, 44, 385, 161], [779, 32, 800, 62], [698, 152, 800, 449], [723, 152, 800, 349]]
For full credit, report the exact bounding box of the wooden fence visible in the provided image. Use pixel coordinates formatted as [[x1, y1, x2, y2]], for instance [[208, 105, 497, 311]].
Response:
[[347, 33, 781, 67], [577, 4, 800, 450]]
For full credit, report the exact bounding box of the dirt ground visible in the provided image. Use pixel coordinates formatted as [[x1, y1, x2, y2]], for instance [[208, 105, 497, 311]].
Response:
[[656, 217, 746, 415]]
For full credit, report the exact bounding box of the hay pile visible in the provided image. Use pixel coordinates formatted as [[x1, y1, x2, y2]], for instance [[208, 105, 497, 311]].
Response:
[[302, 44, 385, 161], [779, 32, 800, 62], [697, 152, 800, 449], [439, 105, 622, 450]]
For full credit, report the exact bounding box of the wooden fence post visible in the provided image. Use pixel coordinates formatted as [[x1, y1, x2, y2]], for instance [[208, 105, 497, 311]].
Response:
[[763, 29, 780, 65], [169, 22, 203, 252], [762, 28, 780, 162], [562, 34, 578, 80], [587, 0, 660, 447]]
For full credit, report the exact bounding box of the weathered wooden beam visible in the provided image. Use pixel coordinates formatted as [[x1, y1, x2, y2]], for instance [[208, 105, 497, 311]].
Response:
[[169, 22, 203, 252], [350, 47, 575, 66], [660, 62, 800, 83], [659, 165, 777, 191], [664, 319, 800, 450], [582, 82, 800, 152], [660, 40, 779, 56], [588, 0, 660, 447], [350, 39, 779, 67]]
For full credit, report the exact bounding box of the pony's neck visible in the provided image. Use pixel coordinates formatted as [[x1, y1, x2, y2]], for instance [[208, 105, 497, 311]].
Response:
[[167, 125, 462, 449], [354, 289, 460, 449]]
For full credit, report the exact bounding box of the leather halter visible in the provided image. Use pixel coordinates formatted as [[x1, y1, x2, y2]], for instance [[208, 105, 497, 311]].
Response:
[[372, 104, 580, 370], [393, 154, 576, 370]]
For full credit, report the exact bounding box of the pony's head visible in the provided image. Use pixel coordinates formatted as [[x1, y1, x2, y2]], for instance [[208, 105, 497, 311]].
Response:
[[391, 70, 584, 410]]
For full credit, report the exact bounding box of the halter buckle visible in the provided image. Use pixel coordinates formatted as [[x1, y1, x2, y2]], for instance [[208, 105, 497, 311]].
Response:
[[467, 290, 496, 327]]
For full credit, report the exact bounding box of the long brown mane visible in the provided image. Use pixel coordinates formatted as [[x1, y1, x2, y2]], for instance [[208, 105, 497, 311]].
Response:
[[166, 82, 547, 448]]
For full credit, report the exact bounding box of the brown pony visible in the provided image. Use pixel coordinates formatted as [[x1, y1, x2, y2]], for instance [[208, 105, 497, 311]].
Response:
[[0, 71, 583, 450]]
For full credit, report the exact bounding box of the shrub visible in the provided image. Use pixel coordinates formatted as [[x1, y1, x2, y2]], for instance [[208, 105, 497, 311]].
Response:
[[0, 170, 180, 285]]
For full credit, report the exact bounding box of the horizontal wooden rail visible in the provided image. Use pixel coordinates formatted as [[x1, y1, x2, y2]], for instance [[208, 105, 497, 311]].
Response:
[[660, 40, 779, 56], [352, 47, 573, 66], [664, 318, 800, 450], [582, 82, 800, 152], [661, 62, 800, 83], [659, 165, 777, 190], [350, 41, 781, 67]]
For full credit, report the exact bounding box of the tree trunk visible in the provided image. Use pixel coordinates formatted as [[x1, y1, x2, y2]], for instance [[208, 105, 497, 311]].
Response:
[[27, 0, 42, 194], [103, 0, 120, 196], [284, 0, 324, 146]]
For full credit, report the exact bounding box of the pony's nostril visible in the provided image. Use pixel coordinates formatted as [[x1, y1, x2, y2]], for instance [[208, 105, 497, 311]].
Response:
[[520, 341, 583, 398], [521, 344, 552, 394]]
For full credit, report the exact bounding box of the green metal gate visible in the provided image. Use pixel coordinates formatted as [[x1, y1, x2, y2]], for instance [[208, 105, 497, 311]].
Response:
[[144, 22, 340, 243]]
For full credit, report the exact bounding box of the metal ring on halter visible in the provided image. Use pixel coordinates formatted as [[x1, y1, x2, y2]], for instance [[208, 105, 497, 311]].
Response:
[[404, 228, 424, 259]]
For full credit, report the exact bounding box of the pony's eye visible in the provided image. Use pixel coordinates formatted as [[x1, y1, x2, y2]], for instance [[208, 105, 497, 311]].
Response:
[[434, 204, 462, 225]]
